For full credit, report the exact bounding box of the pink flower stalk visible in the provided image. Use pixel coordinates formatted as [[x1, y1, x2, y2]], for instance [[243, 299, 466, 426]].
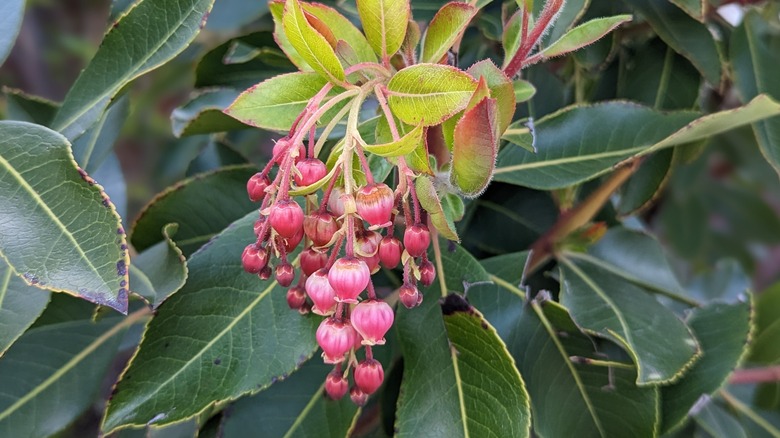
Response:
[[355, 183, 394, 226], [419, 260, 435, 287], [241, 244, 268, 274], [351, 300, 394, 345], [404, 224, 430, 258], [306, 269, 337, 315], [354, 359, 384, 394], [301, 248, 328, 276], [399, 284, 422, 309], [269, 200, 304, 238], [328, 257, 370, 303], [378, 236, 402, 269], [294, 158, 327, 187], [246, 173, 270, 202], [316, 318, 358, 364], [324, 371, 349, 400], [304, 212, 339, 247]]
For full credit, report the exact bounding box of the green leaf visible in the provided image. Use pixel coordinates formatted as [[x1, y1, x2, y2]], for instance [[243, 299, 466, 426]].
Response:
[[204, 0, 268, 31], [421, 2, 477, 63], [0, 258, 50, 355], [225, 72, 344, 132], [395, 240, 531, 438], [450, 97, 498, 197], [51, 0, 215, 140], [130, 165, 258, 256], [692, 401, 749, 438], [559, 254, 700, 385], [72, 93, 130, 174], [415, 176, 459, 241], [501, 10, 522, 68], [621, 0, 722, 86], [669, 0, 704, 22], [0, 300, 141, 437], [361, 124, 424, 157], [356, 0, 410, 59], [617, 150, 674, 216], [495, 95, 780, 189], [540, 15, 632, 60], [748, 282, 780, 365], [102, 212, 319, 432], [387, 64, 478, 127], [0, 121, 129, 313], [129, 223, 187, 308], [221, 360, 359, 437], [269, 1, 312, 72], [660, 298, 752, 433], [512, 80, 536, 103], [534, 0, 591, 48], [282, 0, 346, 85], [171, 89, 247, 138], [301, 2, 376, 65], [466, 60, 516, 134], [3, 88, 60, 126], [731, 10, 780, 177], [477, 252, 660, 438], [0, 0, 24, 65]]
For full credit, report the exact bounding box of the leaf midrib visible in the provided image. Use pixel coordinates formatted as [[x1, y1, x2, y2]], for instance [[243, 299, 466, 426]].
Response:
[[0, 151, 108, 288], [53, 0, 205, 133], [494, 146, 646, 173]]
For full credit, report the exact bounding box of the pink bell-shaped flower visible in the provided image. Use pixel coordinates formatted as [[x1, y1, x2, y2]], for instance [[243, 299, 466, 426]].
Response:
[[404, 223, 430, 258], [306, 269, 337, 315], [275, 262, 295, 287], [286, 286, 307, 310], [399, 284, 421, 309], [354, 359, 385, 395], [270, 200, 304, 239], [328, 257, 370, 303], [419, 260, 435, 287], [316, 318, 358, 364], [294, 158, 327, 187], [351, 300, 394, 345], [246, 173, 270, 202], [304, 212, 339, 247], [324, 371, 349, 400], [378, 236, 402, 269], [241, 244, 268, 274], [350, 386, 368, 406], [355, 183, 394, 227], [300, 248, 328, 276]]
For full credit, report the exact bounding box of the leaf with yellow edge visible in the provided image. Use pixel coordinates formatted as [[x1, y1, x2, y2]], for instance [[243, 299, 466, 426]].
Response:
[[282, 0, 345, 85], [361, 124, 424, 157], [421, 2, 477, 63], [356, 0, 410, 59]]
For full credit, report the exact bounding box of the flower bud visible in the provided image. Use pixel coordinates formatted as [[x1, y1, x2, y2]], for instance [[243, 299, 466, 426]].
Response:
[[275, 262, 295, 287], [273, 140, 305, 164], [316, 318, 358, 364], [354, 359, 384, 395], [253, 217, 266, 238], [258, 266, 273, 281], [306, 269, 337, 315], [404, 224, 430, 258], [241, 244, 268, 274], [247, 173, 270, 202], [301, 248, 328, 276], [270, 200, 304, 239], [419, 260, 435, 287], [355, 183, 394, 226], [304, 212, 339, 247], [328, 187, 346, 217], [356, 231, 381, 273], [350, 386, 368, 406], [294, 158, 327, 187], [325, 371, 349, 400], [283, 227, 304, 253], [399, 284, 421, 309], [328, 257, 370, 303], [351, 300, 394, 346], [378, 236, 402, 269], [286, 286, 307, 310]]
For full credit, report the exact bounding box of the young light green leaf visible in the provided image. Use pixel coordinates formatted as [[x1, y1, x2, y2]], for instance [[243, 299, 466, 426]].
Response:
[[361, 123, 423, 157], [356, 0, 410, 59], [301, 2, 376, 65], [0, 299, 141, 437], [451, 97, 498, 197], [269, 1, 312, 71], [415, 176, 459, 241], [0, 0, 25, 66], [51, 0, 215, 140], [0, 121, 128, 313], [172, 89, 247, 138], [282, 0, 346, 85], [421, 2, 477, 63], [102, 213, 319, 432], [221, 360, 359, 438], [0, 259, 50, 355], [495, 95, 780, 189], [387, 64, 478, 127], [559, 254, 700, 385], [225, 72, 345, 132], [539, 15, 632, 60], [467, 60, 516, 134], [501, 10, 522, 69], [622, 0, 722, 86], [731, 9, 780, 177], [661, 298, 752, 433], [130, 165, 257, 256], [513, 79, 536, 103], [129, 223, 187, 308], [476, 252, 660, 438]]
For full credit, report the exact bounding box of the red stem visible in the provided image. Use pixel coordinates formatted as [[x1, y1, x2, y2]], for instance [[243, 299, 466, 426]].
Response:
[[354, 141, 375, 185], [504, 0, 564, 78], [319, 166, 343, 213]]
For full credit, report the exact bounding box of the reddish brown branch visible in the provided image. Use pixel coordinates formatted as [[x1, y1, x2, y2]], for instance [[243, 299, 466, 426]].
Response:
[[730, 366, 780, 385]]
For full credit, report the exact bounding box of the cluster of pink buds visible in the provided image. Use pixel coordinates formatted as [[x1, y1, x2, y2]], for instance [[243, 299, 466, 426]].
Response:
[[240, 87, 437, 405]]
